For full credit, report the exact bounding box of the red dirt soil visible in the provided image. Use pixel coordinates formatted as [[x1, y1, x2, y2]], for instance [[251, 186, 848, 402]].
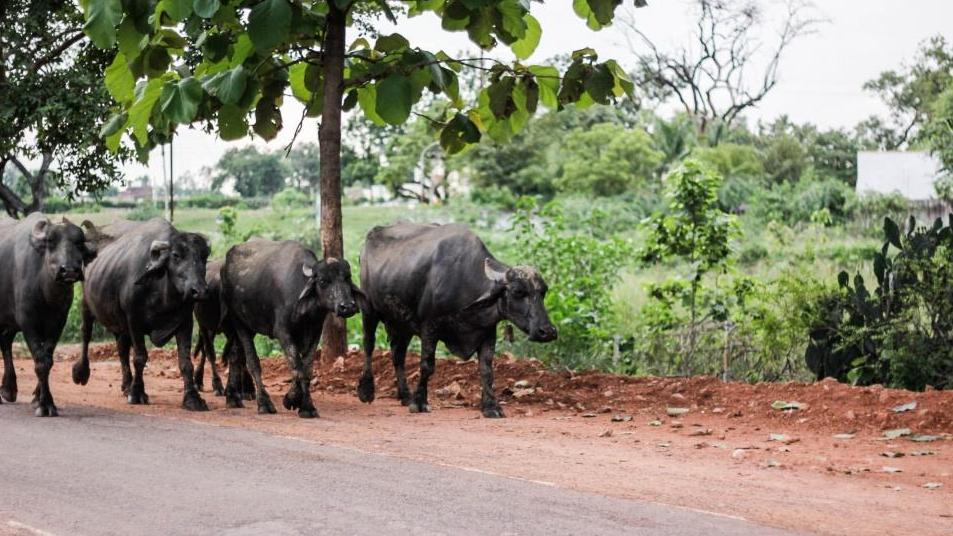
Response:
[[10, 343, 953, 535]]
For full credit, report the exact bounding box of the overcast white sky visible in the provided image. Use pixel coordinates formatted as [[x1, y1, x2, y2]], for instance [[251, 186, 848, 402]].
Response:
[[125, 0, 953, 187]]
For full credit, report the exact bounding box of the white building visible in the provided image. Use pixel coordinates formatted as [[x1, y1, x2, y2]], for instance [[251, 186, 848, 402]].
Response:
[[856, 151, 944, 200]]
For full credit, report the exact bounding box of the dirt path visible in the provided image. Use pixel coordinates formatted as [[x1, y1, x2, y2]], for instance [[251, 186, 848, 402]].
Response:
[[6, 345, 953, 535]]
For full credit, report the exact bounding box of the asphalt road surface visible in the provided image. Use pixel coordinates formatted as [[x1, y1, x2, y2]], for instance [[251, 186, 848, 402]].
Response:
[[1, 403, 795, 536]]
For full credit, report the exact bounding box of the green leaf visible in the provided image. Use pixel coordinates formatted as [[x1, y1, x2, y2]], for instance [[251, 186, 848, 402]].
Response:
[[160, 77, 203, 123], [357, 86, 386, 125], [586, 0, 617, 25], [288, 63, 312, 102], [439, 112, 481, 154], [128, 78, 164, 145], [374, 0, 397, 23], [143, 46, 172, 77], [510, 14, 540, 59], [105, 53, 136, 105], [230, 34, 254, 67], [253, 99, 282, 140], [82, 0, 122, 48], [375, 33, 409, 53], [99, 112, 128, 139], [248, 0, 292, 51], [497, 0, 527, 40], [203, 66, 248, 105], [487, 77, 515, 119], [584, 63, 614, 104], [528, 65, 559, 108], [375, 74, 413, 125], [219, 103, 248, 140], [159, 0, 193, 22], [884, 217, 902, 250], [193, 0, 221, 18], [117, 17, 146, 61]]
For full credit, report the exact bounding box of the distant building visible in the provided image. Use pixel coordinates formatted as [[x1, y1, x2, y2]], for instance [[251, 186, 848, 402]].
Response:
[[856, 151, 943, 200], [117, 185, 154, 202]]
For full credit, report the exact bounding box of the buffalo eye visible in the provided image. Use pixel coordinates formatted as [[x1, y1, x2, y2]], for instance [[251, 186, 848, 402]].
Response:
[[172, 252, 181, 261], [317, 278, 330, 288], [510, 287, 527, 299]]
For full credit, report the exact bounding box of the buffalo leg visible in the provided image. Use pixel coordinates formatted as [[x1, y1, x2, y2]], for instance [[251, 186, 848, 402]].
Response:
[[478, 338, 503, 418], [0, 329, 17, 402], [71, 299, 95, 385], [24, 333, 56, 417], [205, 330, 225, 396], [193, 331, 206, 391], [409, 332, 436, 414], [356, 311, 378, 403], [127, 331, 150, 405], [278, 327, 319, 418], [176, 319, 208, 412], [223, 338, 244, 409], [235, 326, 275, 414], [116, 333, 132, 395], [390, 330, 412, 406]]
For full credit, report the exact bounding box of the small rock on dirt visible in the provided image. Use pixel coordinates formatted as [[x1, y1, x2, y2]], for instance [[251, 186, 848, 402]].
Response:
[[689, 428, 713, 437], [883, 428, 912, 439], [611, 414, 633, 422], [598, 429, 613, 438], [513, 380, 530, 388], [881, 451, 904, 458], [332, 356, 345, 373], [922, 482, 943, 490], [731, 449, 747, 460], [891, 401, 916, 413], [512, 388, 535, 399], [666, 407, 690, 416], [881, 466, 902, 473], [581, 412, 597, 418]]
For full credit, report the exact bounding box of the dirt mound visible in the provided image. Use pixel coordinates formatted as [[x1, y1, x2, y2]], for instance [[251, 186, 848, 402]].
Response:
[[58, 343, 953, 435]]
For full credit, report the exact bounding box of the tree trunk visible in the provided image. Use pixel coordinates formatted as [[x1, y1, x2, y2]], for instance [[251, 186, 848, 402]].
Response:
[[318, 3, 347, 360]]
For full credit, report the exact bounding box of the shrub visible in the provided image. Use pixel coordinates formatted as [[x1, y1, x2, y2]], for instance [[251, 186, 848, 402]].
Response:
[[806, 216, 953, 389], [506, 198, 631, 368], [127, 203, 162, 221], [271, 188, 311, 211]]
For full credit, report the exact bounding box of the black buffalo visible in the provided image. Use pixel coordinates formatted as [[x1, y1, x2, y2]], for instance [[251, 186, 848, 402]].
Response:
[[0, 214, 96, 416], [356, 222, 557, 418], [220, 239, 359, 417], [72, 218, 211, 411], [191, 259, 254, 399]]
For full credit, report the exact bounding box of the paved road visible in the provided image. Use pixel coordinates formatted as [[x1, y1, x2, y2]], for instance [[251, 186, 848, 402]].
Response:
[[0, 403, 796, 536]]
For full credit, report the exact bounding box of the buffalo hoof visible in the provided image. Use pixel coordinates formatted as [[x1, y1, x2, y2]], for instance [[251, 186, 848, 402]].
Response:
[[121, 376, 133, 396], [257, 396, 277, 415], [408, 401, 430, 414], [481, 405, 505, 418], [298, 407, 319, 419], [34, 403, 58, 417], [283, 389, 303, 411], [356, 375, 375, 403], [182, 392, 209, 412], [225, 395, 244, 409], [243, 389, 256, 401], [211, 378, 225, 397], [72, 361, 90, 385], [398, 391, 411, 406], [127, 391, 149, 405], [0, 385, 16, 403]]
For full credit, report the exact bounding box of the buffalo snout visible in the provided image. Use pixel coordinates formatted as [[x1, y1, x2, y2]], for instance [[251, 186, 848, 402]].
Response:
[[530, 324, 557, 342], [56, 264, 84, 283], [336, 299, 358, 318], [190, 284, 209, 301]]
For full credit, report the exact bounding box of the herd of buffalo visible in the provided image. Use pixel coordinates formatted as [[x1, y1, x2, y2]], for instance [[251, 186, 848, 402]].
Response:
[[0, 215, 557, 419]]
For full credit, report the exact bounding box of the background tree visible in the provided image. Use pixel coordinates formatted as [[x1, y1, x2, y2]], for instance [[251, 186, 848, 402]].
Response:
[[619, 0, 821, 141], [82, 0, 643, 357], [640, 159, 736, 373], [211, 147, 288, 197], [285, 142, 321, 190], [0, 0, 130, 217], [862, 35, 953, 149], [556, 122, 662, 196]]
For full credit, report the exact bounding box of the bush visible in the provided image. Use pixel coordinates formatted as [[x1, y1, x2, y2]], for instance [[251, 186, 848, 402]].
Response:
[[748, 178, 855, 225], [505, 198, 631, 369], [806, 216, 953, 390], [180, 193, 241, 209], [127, 203, 162, 221], [271, 188, 311, 211], [470, 185, 518, 210]]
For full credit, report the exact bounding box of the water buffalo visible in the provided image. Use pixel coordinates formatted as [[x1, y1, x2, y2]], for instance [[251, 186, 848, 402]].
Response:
[[72, 218, 210, 411], [191, 259, 254, 399], [220, 239, 360, 417], [356, 222, 557, 418], [0, 214, 96, 416]]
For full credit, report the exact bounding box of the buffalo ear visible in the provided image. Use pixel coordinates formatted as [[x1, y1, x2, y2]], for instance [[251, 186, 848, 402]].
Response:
[[30, 219, 50, 251], [464, 284, 505, 312], [136, 240, 170, 285], [351, 282, 369, 311], [82, 241, 98, 264]]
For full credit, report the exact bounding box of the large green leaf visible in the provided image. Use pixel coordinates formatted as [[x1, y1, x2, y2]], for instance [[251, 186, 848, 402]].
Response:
[[248, 0, 292, 51], [158, 0, 193, 22], [357, 86, 386, 125], [160, 77, 203, 123], [584, 63, 614, 104], [82, 0, 122, 48], [510, 14, 540, 59], [586, 0, 618, 25], [497, 0, 527, 40], [253, 99, 282, 140], [100, 112, 128, 139], [203, 66, 248, 105], [105, 53, 135, 105], [375, 74, 413, 125], [219, 103, 248, 140], [193, 0, 221, 18], [230, 34, 254, 67], [528, 65, 559, 108], [375, 33, 409, 53], [128, 79, 164, 145], [117, 17, 146, 61], [288, 63, 312, 102], [884, 217, 903, 250]]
